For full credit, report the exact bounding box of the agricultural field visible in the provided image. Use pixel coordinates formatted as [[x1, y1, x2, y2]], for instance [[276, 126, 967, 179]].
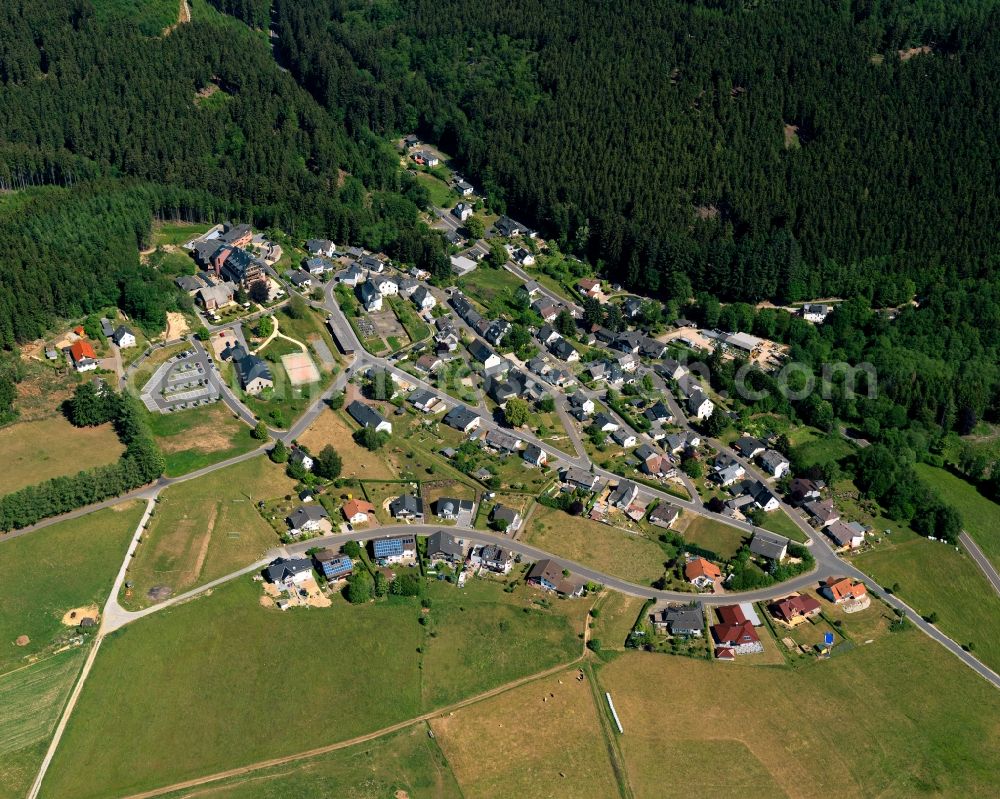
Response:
[[852, 529, 1000, 673], [524, 506, 668, 586], [595, 630, 1000, 799], [0, 416, 124, 496], [0, 650, 84, 799], [0, 502, 145, 672], [121, 458, 294, 609], [42, 575, 587, 798], [154, 726, 461, 799], [675, 514, 748, 560], [297, 408, 399, 480], [429, 667, 619, 799], [589, 591, 646, 650], [147, 403, 260, 476], [915, 463, 1000, 569]]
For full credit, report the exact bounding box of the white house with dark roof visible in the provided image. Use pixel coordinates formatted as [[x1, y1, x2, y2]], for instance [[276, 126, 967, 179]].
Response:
[[347, 400, 392, 434]]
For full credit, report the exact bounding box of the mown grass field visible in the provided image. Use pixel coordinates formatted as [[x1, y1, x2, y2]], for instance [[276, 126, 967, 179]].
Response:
[[789, 428, 854, 469], [852, 530, 1000, 673], [0, 502, 145, 672], [147, 403, 260, 476], [676, 514, 748, 559], [122, 458, 294, 609], [596, 630, 1000, 799], [0, 650, 84, 799], [429, 667, 620, 799], [42, 575, 586, 798], [915, 463, 1000, 569], [757, 506, 808, 542], [0, 416, 124, 496], [524, 506, 667, 586], [155, 726, 461, 799], [150, 220, 209, 247]]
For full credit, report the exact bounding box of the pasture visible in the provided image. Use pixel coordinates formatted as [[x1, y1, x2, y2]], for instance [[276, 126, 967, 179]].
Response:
[[122, 458, 294, 609], [524, 506, 668, 586], [915, 463, 1000, 569], [589, 591, 646, 650], [0, 650, 84, 799], [852, 530, 1000, 673], [147, 403, 259, 476], [429, 667, 620, 799], [0, 502, 144, 672], [595, 632, 1000, 799], [42, 575, 587, 798], [154, 726, 461, 799], [0, 416, 124, 496]]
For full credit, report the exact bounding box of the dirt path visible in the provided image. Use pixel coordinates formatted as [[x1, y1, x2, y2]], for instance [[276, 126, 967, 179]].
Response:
[[164, 1, 191, 35]]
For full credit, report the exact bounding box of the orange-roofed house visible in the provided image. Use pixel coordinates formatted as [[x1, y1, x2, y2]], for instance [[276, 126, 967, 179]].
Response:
[[684, 557, 722, 589], [68, 340, 98, 372], [73, 325, 86, 336], [342, 499, 376, 525], [821, 577, 868, 605], [769, 594, 822, 626]]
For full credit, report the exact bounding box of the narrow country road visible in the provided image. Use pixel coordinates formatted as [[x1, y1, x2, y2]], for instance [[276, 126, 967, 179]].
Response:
[[960, 531, 1000, 597]]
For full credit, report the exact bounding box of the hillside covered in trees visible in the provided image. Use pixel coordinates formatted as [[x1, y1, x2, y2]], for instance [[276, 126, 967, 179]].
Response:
[[0, 0, 449, 347]]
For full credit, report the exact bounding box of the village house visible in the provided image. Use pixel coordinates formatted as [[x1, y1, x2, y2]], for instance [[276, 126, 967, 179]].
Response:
[[371, 535, 418, 565], [593, 412, 620, 433], [112, 325, 136, 349], [289, 447, 314, 472], [523, 443, 547, 467], [568, 392, 595, 417], [789, 477, 823, 505], [648, 503, 680, 528], [577, 278, 601, 298], [407, 388, 444, 414], [562, 466, 601, 492], [263, 557, 313, 587], [685, 557, 723, 589], [287, 505, 330, 537], [800, 303, 833, 323], [734, 436, 766, 459], [347, 400, 392, 434], [748, 530, 789, 562], [484, 428, 522, 454], [821, 576, 868, 606], [342, 498, 376, 525], [804, 498, 840, 527], [611, 428, 638, 448], [711, 605, 763, 657], [444, 405, 481, 433], [306, 238, 336, 257], [412, 285, 436, 311], [656, 358, 689, 381], [489, 504, 522, 532], [235, 353, 273, 395], [389, 494, 424, 521], [825, 519, 866, 550], [527, 559, 583, 597], [359, 280, 383, 312], [649, 605, 704, 637], [67, 340, 98, 372], [435, 497, 474, 522], [769, 594, 822, 626], [414, 354, 443, 374], [313, 549, 353, 581], [452, 202, 473, 222], [475, 544, 514, 574], [336, 263, 365, 286], [759, 449, 790, 479], [531, 297, 559, 322], [609, 480, 639, 509], [426, 530, 467, 565]]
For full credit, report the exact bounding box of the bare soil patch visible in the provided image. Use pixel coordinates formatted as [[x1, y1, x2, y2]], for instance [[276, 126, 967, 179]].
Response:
[[899, 45, 932, 62], [15, 635, 30, 647], [147, 586, 173, 602], [164, 311, 189, 341], [60, 605, 99, 627]]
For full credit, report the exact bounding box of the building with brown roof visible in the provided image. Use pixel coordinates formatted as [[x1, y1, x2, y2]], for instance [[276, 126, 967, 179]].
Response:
[[769, 594, 822, 626], [822, 577, 867, 604], [711, 605, 762, 654], [342, 498, 376, 525]]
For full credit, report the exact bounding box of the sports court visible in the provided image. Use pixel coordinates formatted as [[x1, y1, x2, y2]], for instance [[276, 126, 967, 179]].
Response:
[[281, 351, 320, 386]]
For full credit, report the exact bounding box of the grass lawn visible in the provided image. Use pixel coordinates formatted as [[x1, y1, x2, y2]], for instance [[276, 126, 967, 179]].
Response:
[[43, 576, 586, 798], [149, 220, 210, 247], [0, 502, 145, 672], [456, 267, 523, 309], [595, 631, 1000, 799], [0, 650, 85, 799], [852, 530, 1000, 672], [524, 506, 668, 586], [789, 429, 854, 469], [915, 463, 1000, 570], [122, 458, 295, 609], [297, 408, 398, 480], [414, 171, 457, 208], [0, 416, 124, 496], [757, 507, 808, 542], [590, 591, 646, 650], [147, 403, 259, 476], [421, 477, 480, 519], [387, 296, 431, 343], [154, 726, 461, 799], [359, 479, 418, 521], [429, 667, 619, 799], [675, 514, 748, 560], [419, 578, 587, 707]]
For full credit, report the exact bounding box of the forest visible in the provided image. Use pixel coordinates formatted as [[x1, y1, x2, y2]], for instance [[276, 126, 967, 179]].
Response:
[[0, 0, 450, 347]]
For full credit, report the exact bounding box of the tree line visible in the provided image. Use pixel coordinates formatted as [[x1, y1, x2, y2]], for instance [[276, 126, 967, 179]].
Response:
[[0, 384, 165, 531]]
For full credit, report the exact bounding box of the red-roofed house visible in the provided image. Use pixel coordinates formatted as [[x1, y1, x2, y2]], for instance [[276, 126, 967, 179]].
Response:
[[769, 594, 822, 626], [577, 278, 601, 298], [821, 577, 868, 605], [684, 557, 722, 589], [711, 605, 762, 654], [342, 499, 376, 525], [68, 340, 98, 372]]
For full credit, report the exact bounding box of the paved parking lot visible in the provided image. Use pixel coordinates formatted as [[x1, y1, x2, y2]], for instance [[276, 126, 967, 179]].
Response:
[[140, 349, 224, 413]]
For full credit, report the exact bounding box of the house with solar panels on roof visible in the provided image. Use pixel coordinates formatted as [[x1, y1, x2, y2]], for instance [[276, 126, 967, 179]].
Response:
[[371, 535, 417, 566], [312, 548, 353, 582]]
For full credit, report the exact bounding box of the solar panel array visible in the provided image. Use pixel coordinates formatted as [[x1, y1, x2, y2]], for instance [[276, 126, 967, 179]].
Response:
[[373, 538, 404, 558]]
